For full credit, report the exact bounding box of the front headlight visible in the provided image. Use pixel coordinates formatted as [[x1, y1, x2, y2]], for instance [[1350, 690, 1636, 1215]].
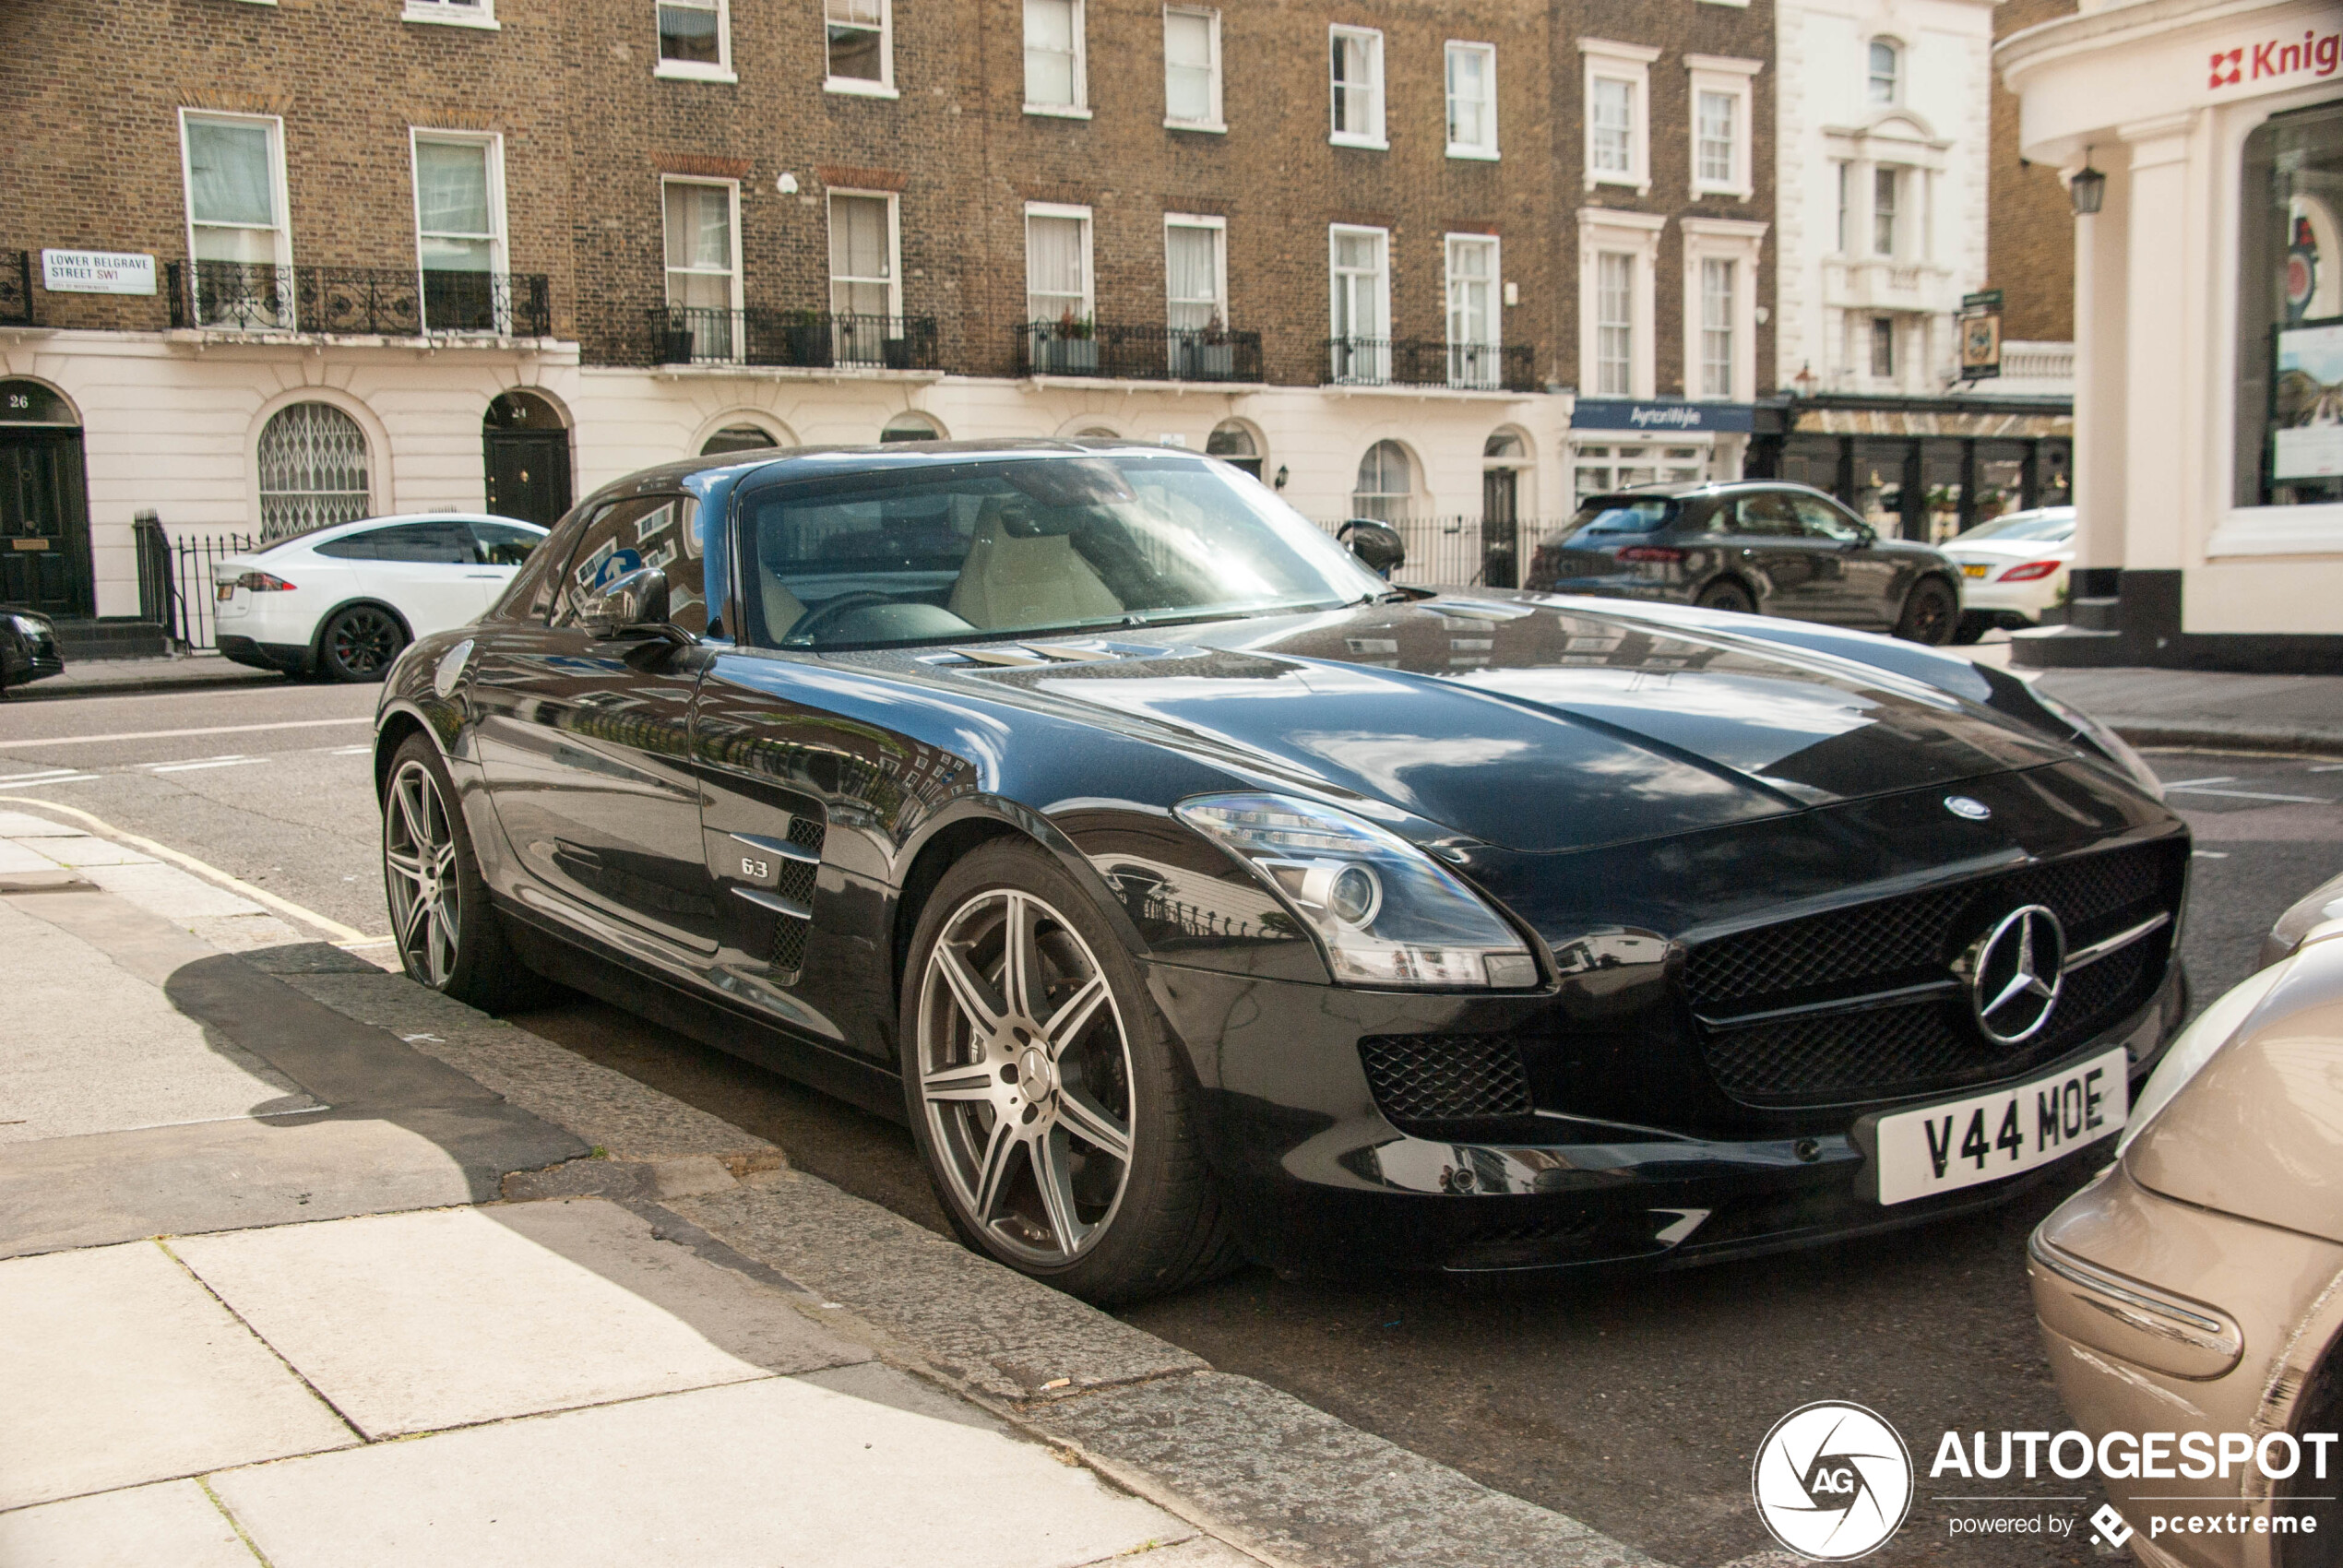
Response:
[[1174, 792, 1539, 989], [2116, 960, 2287, 1156], [2032, 685, 2162, 801]]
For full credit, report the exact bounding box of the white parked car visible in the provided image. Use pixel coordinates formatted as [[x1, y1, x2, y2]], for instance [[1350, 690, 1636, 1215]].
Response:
[[212, 512, 548, 682], [1943, 505, 2075, 641]]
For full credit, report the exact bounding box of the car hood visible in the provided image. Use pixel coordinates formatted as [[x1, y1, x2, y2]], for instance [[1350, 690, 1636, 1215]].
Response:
[[928, 594, 2078, 852]]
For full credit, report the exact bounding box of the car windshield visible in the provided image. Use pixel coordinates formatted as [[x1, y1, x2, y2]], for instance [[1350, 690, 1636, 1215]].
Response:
[[743, 455, 1390, 648], [1566, 498, 1676, 535], [1953, 511, 2075, 544]]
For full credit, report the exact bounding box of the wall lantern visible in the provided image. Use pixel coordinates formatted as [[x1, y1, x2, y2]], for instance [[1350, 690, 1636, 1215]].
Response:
[[1791, 362, 1818, 399], [1273, 464, 1290, 490], [2070, 151, 2106, 217]]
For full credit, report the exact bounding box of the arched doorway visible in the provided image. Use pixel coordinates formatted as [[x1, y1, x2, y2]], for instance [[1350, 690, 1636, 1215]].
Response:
[[1206, 420, 1262, 480], [0, 380, 91, 619], [483, 391, 572, 527], [1481, 430, 1528, 587]]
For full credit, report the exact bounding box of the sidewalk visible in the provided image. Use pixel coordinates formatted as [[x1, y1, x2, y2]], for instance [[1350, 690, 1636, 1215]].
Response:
[[7, 652, 284, 703], [0, 806, 1648, 1568]]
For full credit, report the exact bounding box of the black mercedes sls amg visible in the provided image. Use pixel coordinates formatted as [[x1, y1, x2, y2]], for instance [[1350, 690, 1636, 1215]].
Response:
[[374, 441, 2188, 1301]]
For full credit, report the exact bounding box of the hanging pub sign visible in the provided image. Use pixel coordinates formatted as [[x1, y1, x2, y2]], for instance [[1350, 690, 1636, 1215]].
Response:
[[40, 250, 157, 296], [1959, 290, 2004, 380]]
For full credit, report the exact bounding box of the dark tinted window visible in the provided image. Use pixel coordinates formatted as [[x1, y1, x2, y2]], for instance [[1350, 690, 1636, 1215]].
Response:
[[366, 520, 476, 564], [1569, 498, 1675, 534], [1732, 493, 1802, 537], [553, 495, 707, 637], [313, 532, 376, 560], [472, 520, 545, 565]]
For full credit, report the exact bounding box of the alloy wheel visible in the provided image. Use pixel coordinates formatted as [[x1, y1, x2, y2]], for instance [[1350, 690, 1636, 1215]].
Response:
[[916, 887, 1136, 1267], [384, 759, 462, 987], [330, 608, 401, 676]]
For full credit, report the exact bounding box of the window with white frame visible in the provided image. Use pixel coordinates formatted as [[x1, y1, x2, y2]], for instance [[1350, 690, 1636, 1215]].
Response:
[[1680, 217, 1764, 402], [1164, 7, 1222, 130], [828, 192, 897, 319], [1873, 166, 1898, 256], [1870, 315, 1896, 378], [1445, 234, 1501, 388], [181, 111, 291, 328], [1327, 225, 1388, 383], [1595, 253, 1632, 396], [411, 133, 505, 333], [1836, 163, 1850, 253], [826, 0, 892, 91], [1685, 55, 1758, 199], [657, 0, 731, 77], [662, 179, 739, 358], [1025, 0, 1088, 113], [404, 0, 494, 28], [1329, 26, 1385, 148], [1867, 40, 1899, 105], [1164, 217, 1225, 333], [1352, 441, 1414, 522], [1025, 206, 1091, 326], [1445, 42, 1497, 159], [1580, 40, 1656, 191]]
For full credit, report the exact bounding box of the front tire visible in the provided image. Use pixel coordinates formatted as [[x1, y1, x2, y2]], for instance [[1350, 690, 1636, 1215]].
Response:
[[1695, 578, 1757, 615], [901, 839, 1237, 1302], [320, 604, 407, 683], [1896, 577, 1957, 645], [382, 734, 537, 1010]]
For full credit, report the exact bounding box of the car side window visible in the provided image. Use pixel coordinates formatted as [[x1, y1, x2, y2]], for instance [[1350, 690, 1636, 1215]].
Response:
[[366, 520, 476, 564], [313, 532, 377, 560], [1733, 493, 1802, 538], [1790, 496, 1867, 542], [472, 521, 544, 566], [552, 495, 707, 637]]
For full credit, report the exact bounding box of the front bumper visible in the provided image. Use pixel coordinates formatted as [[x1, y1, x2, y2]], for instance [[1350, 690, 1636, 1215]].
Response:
[[1150, 956, 2183, 1277]]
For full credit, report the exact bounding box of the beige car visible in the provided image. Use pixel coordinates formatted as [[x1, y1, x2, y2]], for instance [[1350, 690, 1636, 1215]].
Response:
[[2028, 877, 2343, 1566]]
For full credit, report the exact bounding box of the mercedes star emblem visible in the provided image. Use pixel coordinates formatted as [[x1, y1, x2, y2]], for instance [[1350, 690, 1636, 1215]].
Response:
[[1962, 904, 2066, 1046], [1945, 795, 1992, 821]]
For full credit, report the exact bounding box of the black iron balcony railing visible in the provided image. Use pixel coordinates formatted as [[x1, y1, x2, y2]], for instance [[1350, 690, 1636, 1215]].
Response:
[[166, 261, 553, 337], [1323, 337, 1538, 393], [1014, 321, 1264, 383], [0, 251, 30, 327], [648, 306, 941, 371]]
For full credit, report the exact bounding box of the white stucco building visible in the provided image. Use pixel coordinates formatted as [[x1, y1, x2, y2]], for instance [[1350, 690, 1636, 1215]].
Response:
[[2000, 0, 2343, 667]]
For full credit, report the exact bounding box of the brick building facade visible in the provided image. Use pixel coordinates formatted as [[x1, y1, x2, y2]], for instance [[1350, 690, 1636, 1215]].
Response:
[[0, 0, 1777, 635]]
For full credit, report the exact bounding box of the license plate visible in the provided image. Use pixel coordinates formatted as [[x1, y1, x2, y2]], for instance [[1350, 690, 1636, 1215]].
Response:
[[1871, 1046, 2128, 1206], [1961, 564, 1989, 579]]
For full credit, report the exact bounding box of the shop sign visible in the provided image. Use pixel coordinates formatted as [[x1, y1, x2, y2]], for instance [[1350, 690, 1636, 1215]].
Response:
[[1571, 399, 1754, 434], [2207, 18, 2343, 96], [1959, 291, 2004, 381], [39, 249, 156, 296]]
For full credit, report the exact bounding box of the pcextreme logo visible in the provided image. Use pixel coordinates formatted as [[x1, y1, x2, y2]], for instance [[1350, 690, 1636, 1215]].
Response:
[[1752, 1402, 1915, 1561]]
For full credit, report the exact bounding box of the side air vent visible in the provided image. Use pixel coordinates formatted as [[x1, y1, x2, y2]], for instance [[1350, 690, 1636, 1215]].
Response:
[[1359, 1034, 1535, 1131]]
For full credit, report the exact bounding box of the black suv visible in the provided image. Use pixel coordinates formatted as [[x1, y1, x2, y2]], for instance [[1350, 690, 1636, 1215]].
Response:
[[1522, 481, 1964, 644]]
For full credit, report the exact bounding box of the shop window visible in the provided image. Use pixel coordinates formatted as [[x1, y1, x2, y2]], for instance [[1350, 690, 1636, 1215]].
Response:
[[257, 402, 370, 541], [2241, 101, 2343, 507], [1573, 443, 1703, 505]]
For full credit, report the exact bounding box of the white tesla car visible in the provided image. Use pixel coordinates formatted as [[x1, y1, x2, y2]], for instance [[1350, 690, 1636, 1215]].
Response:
[[1943, 505, 2075, 641], [212, 512, 547, 682]]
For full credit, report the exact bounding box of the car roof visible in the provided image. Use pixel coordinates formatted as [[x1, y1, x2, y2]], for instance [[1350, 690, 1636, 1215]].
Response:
[[582, 438, 1217, 506], [263, 512, 545, 552], [1585, 480, 1844, 505]]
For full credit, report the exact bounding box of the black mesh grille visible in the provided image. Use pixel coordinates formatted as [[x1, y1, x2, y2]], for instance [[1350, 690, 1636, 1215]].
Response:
[[776, 856, 817, 909], [1685, 841, 2182, 1106], [770, 915, 809, 974], [1359, 1035, 1534, 1128], [787, 814, 827, 855]]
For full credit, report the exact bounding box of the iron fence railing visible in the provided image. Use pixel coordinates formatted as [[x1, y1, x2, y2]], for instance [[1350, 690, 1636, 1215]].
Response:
[[1321, 338, 1538, 393], [648, 307, 941, 371], [0, 250, 30, 327], [166, 261, 552, 337], [1314, 515, 1568, 590], [1013, 321, 1265, 383], [145, 529, 259, 651]]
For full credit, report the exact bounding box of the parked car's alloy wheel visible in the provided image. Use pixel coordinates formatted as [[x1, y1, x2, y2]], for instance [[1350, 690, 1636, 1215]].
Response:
[[1897, 578, 1957, 646], [380, 734, 540, 1009], [903, 840, 1236, 1301], [322, 604, 407, 683]]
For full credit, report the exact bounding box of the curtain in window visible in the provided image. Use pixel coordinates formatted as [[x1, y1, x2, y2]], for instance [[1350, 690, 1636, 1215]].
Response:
[[1446, 47, 1488, 149], [1026, 215, 1086, 323], [1590, 79, 1632, 174], [658, 0, 720, 63], [187, 120, 278, 267], [829, 196, 891, 318], [1351, 440, 1411, 522], [1165, 226, 1219, 332], [1597, 252, 1633, 396], [1331, 33, 1374, 137], [417, 142, 493, 271], [1697, 92, 1734, 185], [1164, 10, 1212, 122], [1701, 257, 1735, 398], [1025, 0, 1076, 105]]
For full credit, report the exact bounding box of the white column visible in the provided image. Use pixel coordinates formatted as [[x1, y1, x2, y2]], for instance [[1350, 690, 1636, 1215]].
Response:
[[2070, 154, 2129, 573], [2118, 114, 2198, 572]]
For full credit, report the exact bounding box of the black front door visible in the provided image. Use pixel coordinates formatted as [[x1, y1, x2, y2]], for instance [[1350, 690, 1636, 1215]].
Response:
[[0, 427, 92, 619], [484, 431, 572, 528], [1481, 466, 1518, 588]]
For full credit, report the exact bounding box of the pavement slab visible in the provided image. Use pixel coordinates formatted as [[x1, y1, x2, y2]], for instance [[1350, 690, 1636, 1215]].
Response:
[[0, 1479, 262, 1568], [169, 1205, 789, 1439], [208, 1375, 1205, 1568], [0, 1240, 356, 1509], [670, 1170, 1209, 1401]]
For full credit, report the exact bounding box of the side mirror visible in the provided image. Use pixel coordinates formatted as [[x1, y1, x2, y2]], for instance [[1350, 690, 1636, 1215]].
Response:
[[1338, 518, 1407, 578], [578, 565, 676, 640]]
